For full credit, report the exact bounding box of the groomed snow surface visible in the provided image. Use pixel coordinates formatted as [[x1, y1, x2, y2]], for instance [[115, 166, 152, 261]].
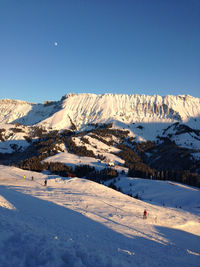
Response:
[[0, 165, 200, 267]]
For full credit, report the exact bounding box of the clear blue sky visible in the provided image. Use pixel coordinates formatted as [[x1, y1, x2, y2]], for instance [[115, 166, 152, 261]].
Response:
[[0, 0, 199, 103]]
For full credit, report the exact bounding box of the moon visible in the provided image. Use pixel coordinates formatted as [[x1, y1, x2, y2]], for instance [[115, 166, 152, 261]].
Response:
[[54, 42, 58, 46]]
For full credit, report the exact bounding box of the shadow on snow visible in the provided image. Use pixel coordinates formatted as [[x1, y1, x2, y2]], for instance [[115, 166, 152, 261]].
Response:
[[0, 185, 199, 267]]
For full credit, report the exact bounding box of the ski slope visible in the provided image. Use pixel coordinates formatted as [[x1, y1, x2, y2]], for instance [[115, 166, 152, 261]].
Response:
[[105, 177, 200, 215], [0, 165, 200, 267]]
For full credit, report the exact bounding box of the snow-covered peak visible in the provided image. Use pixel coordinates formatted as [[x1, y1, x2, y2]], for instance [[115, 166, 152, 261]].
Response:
[[40, 93, 200, 130], [0, 98, 61, 125], [0, 94, 200, 131]]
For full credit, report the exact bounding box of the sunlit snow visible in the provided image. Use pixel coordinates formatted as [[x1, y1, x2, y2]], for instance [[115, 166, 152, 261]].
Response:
[[0, 165, 199, 266]]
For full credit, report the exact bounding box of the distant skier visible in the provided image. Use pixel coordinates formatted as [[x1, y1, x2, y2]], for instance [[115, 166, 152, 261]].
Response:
[[23, 175, 26, 179], [31, 176, 34, 181], [143, 209, 147, 219], [44, 179, 47, 186]]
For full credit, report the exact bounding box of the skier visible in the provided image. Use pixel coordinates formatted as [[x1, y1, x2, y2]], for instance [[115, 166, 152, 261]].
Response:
[[143, 209, 147, 219], [31, 176, 34, 181], [44, 179, 47, 186]]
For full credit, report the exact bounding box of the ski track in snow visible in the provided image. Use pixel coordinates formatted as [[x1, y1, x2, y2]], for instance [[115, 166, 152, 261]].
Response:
[[0, 165, 200, 267]]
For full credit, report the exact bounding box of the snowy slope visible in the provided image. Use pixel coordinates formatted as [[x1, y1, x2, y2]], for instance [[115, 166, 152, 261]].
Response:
[[0, 99, 61, 125], [43, 151, 127, 173], [0, 123, 31, 153], [106, 177, 200, 214], [0, 165, 200, 267], [40, 93, 200, 130]]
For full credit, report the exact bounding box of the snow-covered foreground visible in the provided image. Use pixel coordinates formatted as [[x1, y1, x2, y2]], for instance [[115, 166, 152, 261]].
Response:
[[0, 165, 200, 267]]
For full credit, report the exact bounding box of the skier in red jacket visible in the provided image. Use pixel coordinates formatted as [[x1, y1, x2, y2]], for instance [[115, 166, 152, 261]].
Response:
[[143, 209, 147, 219]]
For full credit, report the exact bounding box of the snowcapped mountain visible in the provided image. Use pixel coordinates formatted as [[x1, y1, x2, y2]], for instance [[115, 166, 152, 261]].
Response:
[[35, 93, 200, 130], [1, 93, 200, 130], [0, 99, 61, 125], [0, 93, 200, 173]]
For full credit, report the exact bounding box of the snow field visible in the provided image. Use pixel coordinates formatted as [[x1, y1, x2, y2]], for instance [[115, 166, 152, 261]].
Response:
[[0, 165, 200, 266]]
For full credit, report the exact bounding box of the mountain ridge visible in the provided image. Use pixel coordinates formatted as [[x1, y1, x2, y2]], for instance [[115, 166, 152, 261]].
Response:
[[0, 93, 200, 188], [1, 93, 200, 130]]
